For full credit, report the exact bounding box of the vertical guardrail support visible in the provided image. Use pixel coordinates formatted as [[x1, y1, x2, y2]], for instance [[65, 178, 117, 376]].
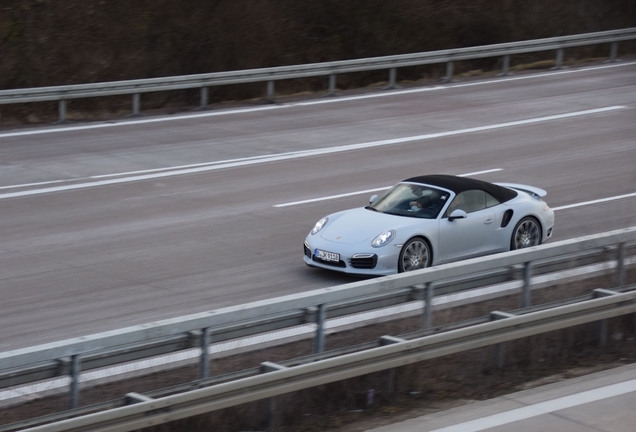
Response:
[[609, 42, 618, 62], [266, 80, 275, 103], [199, 87, 208, 109], [423, 282, 434, 329], [132, 93, 140, 116], [616, 243, 626, 287], [261, 361, 287, 431], [411, 284, 425, 325], [499, 55, 510, 76], [267, 396, 276, 430], [328, 74, 337, 96], [387, 368, 396, 395], [521, 262, 533, 308], [490, 311, 515, 369], [598, 319, 608, 346], [199, 328, 210, 379], [69, 354, 81, 409], [387, 68, 397, 89], [314, 304, 326, 354], [554, 48, 564, 69], [57, 99, 67, 123], [493, 342, 505, 370], [380, 335, 404, 395], [592, 288, 619, 346], [442, 61, 454, 82]]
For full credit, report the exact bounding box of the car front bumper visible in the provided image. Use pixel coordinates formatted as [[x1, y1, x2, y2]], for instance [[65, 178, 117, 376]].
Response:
[[303, 238, 400, 276]]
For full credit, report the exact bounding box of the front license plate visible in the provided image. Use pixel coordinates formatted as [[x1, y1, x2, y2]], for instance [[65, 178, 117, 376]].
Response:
[[315, 249, 340, 262]]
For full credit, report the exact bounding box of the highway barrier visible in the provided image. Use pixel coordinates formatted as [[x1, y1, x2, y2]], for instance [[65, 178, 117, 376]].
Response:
[[1, 28, 635, 121]]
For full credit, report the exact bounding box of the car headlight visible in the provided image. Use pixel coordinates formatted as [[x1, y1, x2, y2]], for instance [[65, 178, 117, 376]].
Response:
[[372, 230, 395, 248], [311, 217, 328, 235]]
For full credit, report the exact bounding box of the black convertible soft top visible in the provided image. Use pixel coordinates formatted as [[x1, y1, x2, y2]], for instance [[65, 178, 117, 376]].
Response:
[[403, 174, 518, 203]]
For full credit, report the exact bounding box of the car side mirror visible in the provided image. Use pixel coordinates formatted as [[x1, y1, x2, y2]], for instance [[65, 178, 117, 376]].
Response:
[[448, 209, 467, 221], [369, 194, 378, 204]]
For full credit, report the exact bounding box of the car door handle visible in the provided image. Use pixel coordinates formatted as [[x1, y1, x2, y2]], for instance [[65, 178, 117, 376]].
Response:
[[484, 218, 494, 224]]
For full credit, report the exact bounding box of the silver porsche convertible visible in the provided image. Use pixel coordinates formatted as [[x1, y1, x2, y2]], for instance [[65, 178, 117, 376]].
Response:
[[303, 175, 555, 275]]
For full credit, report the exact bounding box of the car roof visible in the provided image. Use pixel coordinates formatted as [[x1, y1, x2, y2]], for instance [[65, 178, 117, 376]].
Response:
[[402, 174, 518, 203]]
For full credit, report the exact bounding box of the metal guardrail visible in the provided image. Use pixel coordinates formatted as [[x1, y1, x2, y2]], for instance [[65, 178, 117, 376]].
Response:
[[5, 283, 634, 432], [16, 285, 636, 432], [1, 28, 635, 121], [1, 227, 635, 409]]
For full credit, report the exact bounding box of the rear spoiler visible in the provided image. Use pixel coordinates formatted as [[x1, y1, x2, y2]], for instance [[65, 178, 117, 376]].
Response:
[[495, 182, 547, 198]]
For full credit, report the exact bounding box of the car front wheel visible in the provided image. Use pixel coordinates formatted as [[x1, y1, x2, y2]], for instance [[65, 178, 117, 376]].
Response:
[[511, 217, 542, 250], [398, 237, 431, 272]]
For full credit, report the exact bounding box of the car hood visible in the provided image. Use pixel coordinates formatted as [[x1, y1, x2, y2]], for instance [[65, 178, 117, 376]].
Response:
[[320, 207, 431, 244]]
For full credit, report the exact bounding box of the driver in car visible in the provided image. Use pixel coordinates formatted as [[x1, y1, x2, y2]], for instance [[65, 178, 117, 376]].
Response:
[[409, 196, 432, 212]]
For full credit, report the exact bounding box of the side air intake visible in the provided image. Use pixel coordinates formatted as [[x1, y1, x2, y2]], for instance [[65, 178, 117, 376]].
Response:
[[501, 209, 514, 228]]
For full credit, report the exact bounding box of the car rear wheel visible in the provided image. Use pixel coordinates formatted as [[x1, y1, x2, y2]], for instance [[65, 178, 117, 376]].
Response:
[[398, 237, 431, 272], [511, 217, 542, 250]]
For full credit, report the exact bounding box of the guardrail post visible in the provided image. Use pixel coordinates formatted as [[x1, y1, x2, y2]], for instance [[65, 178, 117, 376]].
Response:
[[267, 396, 276, 430], [266, 80, 275, 103], [57, 100, 67, 123], [387, 68, 397, 89], [593, 289, 619, 346], [314, 304, 326, 354], [441, 61, 454, 83], [387, 368, 396, 395], [521, 262, 532, 308], [199, 87, 209, 109], [69, 354, 81, 409], [598, 319, 608, 346], [199, 328, 210, 379], [609, 42, 618, 63], [499, 55, 510, 76], [380, 336, 404, 395], [493, 341, 504, 369], [328, 74, 337, 96], [616, 243, 625, 287], [423, 282, 434, 329], [490, 311, 515, 369], [261, 362, 287, 430], [132, 93, 141, 116], [554, 48, 564, 70]]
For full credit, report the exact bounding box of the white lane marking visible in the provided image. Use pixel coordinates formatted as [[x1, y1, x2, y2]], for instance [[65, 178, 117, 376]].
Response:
[[273, 168, 503, 207], [0, 107, 624, 200], [429, 378, 636, 432], [1, 62, 633, 139], [0, 179, 70, 191], [275, 187, 392, 208], [0, 154, 285, 190], [552, 192, 636, 211], [2, 257, 633, 405], [456, 169, 504, 177]]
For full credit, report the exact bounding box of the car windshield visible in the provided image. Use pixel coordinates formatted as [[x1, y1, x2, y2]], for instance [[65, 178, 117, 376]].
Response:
[[367, 183, 449, 219]]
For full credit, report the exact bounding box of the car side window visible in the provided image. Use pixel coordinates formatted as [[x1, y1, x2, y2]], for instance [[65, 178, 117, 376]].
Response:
[[485, 191, 500, 208], [445, 190, 486, 216]]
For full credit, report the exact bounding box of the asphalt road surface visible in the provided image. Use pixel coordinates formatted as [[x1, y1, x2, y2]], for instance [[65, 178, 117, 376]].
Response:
[[1, 62, 635, 351]]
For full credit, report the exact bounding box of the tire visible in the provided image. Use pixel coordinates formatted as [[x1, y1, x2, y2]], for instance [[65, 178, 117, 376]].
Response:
[[511, 217, 542, 250], [398, 237, 431, 273]]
